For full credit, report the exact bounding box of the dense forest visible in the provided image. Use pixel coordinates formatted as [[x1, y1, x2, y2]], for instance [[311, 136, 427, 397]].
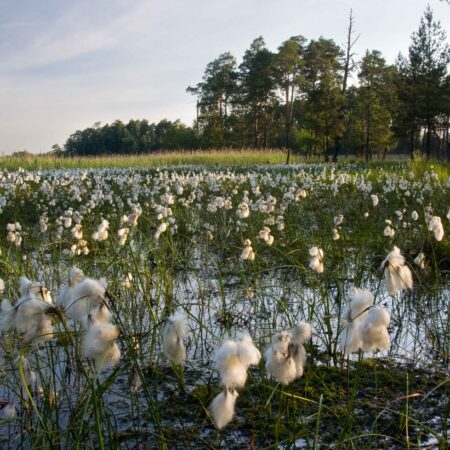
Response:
[[60, 6, 450, 161]]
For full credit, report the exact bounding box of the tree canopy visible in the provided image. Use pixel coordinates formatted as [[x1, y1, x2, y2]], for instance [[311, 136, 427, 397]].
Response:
[[61, 6, 450, 161]]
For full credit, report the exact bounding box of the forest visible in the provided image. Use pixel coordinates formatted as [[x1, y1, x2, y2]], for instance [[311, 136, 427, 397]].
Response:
[[60, 6, 450, 161]]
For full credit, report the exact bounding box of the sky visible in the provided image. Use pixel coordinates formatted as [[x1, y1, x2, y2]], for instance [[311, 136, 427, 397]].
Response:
[[0, 0, 448, 154]]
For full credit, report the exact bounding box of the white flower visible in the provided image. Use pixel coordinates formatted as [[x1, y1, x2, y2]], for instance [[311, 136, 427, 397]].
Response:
[[162, 312, 188, 365], [0, 278, 55, 344], [92, 219, 109, 241], [117, 227, 129, 246], [258, 227, 274, 246], [308, 247, 324, 273], [383, 225, 395, 237], [296, 189, 307, 200], [427, 216, 444, 241], [208, 389, 238, 430], [63, 217, 72, 228], [380, 246, 413, 295], [59, 267, 85, 308], [288, 322, 311, 378], [264, 331, 296, 385], [121, 273, 133, 289], [339, 287, 373, 354], [334, 214, 344, 226], [240, 240, 255, 261], [332, 228, 340, 240], [71, 224, 83, 240], [6, 223, 21, 246], [39, 214, 48, 232], [236, 202, 250, 219], [414, 252, 425, 269], [411, 211, 419, 221], [214, 334, 260, 390], [360, 306, 390, 352], [82, 316, 121, 369], [0, 402, 16, 420], [65, 277, 109, 326], [371, 194, 379, 206], [154, 222, 168, 240]]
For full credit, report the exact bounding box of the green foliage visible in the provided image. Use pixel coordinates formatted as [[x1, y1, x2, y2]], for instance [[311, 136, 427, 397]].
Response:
[[60, 7, 449, 162], [64, 119, 198, 156]]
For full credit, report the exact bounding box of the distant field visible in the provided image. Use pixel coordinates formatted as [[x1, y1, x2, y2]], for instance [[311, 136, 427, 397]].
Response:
[[0, 149, 416, 170], [0, 149, 301, 170]]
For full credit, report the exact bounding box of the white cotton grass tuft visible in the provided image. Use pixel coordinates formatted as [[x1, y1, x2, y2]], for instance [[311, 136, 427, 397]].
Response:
[[371, 194, 379, 206], [19, 276, 52, 303], [308, 247, 324, 273], [0, 278, 56, 344], [414, 252, 426, 270], [332, 228, 340, 240], [214, 334, 260, 390], [427, 216, 444, 241], [383, 225, 395, 237], [264, 331, 297, 385], [162, 311, 188, 365], [236, 333, 261, 367], [380, 246, 413, 296], [0, 402, 17, 420], [288, 322, 311, 378], [214, 340, 248, 389], [82, 316, 121, 368], [65, 277, 109, 326], [334, 214, 344, 226], [209, 389, 239, 430], [339, 287, 373, 354], [360, 306, 391, 352], [59, 267, 85, 309], [258, 227, 274, 245], [19, 356, 37, 387], [240, 239, 255, 261], [92, 219, 109, 241]]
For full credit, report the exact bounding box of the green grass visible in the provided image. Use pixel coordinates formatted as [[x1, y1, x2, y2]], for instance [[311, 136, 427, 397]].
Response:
[[0, 158, 448, 449], [0, 149, 304, 170]]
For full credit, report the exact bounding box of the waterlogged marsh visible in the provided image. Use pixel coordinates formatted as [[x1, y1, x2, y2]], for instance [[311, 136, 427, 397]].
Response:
[[0, 161, 448, 448]]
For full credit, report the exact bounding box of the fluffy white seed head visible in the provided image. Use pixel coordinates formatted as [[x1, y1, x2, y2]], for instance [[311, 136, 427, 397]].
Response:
[[162, 312, 188, 365], [236, 333, 261, 367], [66, 277, 108, 325], [82, 317, 121, 368], [361, 306, 391, 352], [381, 247, 413, 295], [209, 389, 238, 430], [214, 339, 247, 389], [290, 322, 312, 345], [339, 287, 374, 354]]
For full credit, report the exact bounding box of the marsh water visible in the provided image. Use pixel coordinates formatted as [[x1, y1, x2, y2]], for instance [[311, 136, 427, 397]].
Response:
[[0, 259, 447, 449]]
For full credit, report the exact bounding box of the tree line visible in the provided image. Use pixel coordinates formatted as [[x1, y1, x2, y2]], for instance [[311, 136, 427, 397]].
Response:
[[60, 6, 450, 161]]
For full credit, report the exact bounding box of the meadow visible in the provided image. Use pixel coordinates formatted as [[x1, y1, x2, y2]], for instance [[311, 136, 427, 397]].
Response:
[[0, 154, 448, 449]]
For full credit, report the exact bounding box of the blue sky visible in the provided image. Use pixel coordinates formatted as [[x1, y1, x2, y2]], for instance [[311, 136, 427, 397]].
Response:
[[0, 0, 448, 154]]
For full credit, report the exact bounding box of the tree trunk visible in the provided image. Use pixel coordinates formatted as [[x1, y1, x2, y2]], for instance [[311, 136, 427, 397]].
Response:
[[426, 118, 431, 159], [409, 124, 415, 160]]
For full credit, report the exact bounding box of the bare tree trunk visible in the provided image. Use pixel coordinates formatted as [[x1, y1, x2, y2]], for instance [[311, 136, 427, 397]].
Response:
[[333, 9, 359, 162], [426, 118, 432, 159], [409, 123, 415, 161]]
